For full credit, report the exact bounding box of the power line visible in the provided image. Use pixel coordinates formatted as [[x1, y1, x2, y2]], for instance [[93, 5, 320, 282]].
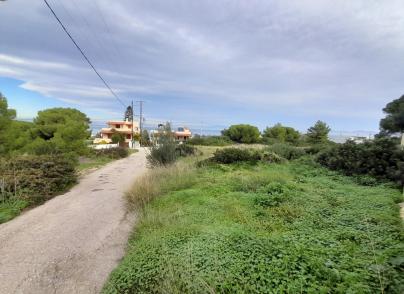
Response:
[[43, 0, 127, 108]]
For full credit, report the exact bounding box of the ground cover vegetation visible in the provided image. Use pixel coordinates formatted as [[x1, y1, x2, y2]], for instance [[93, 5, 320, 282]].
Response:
[[187, 135, 232, 146], [104, 151, 404, 293]]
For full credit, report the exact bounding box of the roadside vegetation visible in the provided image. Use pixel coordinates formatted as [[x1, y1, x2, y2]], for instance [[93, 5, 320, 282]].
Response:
[[104, 152, 403, 293], [104, 96, 404, 293], [0, 92, 131, 223], [77, 147, 130, 172], [0, 155, 76, 223]]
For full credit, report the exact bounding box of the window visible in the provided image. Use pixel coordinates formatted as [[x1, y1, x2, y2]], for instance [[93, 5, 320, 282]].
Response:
[[178, 127, 184, 132], [116, 124, 121, 128]]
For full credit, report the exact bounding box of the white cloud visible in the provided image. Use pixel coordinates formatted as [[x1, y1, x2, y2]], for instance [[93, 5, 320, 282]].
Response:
[[0, 0, 403, 131]]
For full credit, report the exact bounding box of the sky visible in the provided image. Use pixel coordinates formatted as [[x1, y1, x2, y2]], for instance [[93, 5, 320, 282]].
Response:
[[0, 0, 403, 134]]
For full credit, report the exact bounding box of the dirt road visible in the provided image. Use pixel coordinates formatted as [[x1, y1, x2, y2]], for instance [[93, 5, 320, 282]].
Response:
[[0, 149, 147, 294]]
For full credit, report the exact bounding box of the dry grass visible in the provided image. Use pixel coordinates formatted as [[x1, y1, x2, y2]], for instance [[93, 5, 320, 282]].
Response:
[[125, 162, 198, 212]]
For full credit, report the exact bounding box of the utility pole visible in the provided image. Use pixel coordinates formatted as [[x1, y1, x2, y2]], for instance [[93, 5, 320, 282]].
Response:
[[137, 100, 144, 146], [131, 100, 134, 149]]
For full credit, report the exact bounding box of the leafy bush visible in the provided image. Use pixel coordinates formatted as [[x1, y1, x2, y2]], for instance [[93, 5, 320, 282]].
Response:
[[187, 135, 232, 146], [305, 143, 336, 155], [111, 133, 125, 144], [265, 143, 306, 160], [263, 123, 300, 145], [93, 147, 129, 159], [175, 144, 196, 157], [222, 124, 260, 143], [259, 151, 287, 163], [0, 155, 77, 204], [147, 124, 178, 167], [211, 148, 261, 164], [317, 138, 404, 185]]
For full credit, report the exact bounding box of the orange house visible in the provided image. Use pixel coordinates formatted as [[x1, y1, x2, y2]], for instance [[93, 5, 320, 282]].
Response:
[[94, 120, 140, 144], [174, 127, 192, 141]]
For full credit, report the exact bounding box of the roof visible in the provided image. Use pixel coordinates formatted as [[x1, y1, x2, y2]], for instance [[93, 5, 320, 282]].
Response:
[[107, 121, 137, 125]]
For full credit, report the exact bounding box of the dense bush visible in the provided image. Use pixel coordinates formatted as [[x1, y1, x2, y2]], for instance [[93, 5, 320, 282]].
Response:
[[222, 124, 260, 143], [147, 125, 178, 167], [211, 148, 261, 164], [259, 151, 287, 163], [0, 155, 77, 204], [187, 135, 231, 146], [317, 138, 404, 185], [175, 144, 196, 157], [263, 123, 300, 145], [305, 143, 336, 155], [265, 143, 306, 160], [93, 147, 129, 159]]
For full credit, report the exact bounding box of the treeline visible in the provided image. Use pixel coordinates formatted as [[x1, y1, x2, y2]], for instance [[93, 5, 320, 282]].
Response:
[[188, 95, 404, 187], [188, 120, 331, 146]]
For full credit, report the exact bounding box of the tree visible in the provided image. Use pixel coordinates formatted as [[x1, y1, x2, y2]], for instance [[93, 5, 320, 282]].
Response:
[[111, 132, 125, 144], [27, 108, 91, 155], [33, 108, 90, 140], [0, 93, 16, 154], [306, 121, 331, 144], [4, 121, 34, 154], [263, 123, 300, 144], [124, 106, 133, 121], [380, 95, 404, 146], [222, 124, 260, 144]]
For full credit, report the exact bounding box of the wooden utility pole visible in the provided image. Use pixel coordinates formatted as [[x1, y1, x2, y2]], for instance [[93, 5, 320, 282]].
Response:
[[131, 100, 134, 148], [137, 100, 144, 146]]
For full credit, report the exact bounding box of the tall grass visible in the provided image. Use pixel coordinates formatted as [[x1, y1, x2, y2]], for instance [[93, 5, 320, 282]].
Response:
[[125, 162, 198, 212]]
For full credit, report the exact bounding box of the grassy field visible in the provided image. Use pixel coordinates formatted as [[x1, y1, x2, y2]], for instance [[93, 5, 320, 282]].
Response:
[[104, 156, 404, 293]]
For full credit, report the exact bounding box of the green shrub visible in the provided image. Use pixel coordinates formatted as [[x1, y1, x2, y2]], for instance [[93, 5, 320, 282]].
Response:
[[317, 138, 404, 185], [211, 148, 261, 164], [265, 143, 306, 160], [111, 133, 125, 144], [259, 151, 287, 163], [222, 124, 260, 143], [0, 155, 77, 204], [175, 144, 196, 157], [94, 147, 129, 159], [305, 143, 336, 155], [262, 123, 300, 145]]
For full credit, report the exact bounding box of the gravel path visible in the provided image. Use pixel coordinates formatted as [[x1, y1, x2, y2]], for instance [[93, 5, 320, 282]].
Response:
[[0, 149, 147, 294]]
